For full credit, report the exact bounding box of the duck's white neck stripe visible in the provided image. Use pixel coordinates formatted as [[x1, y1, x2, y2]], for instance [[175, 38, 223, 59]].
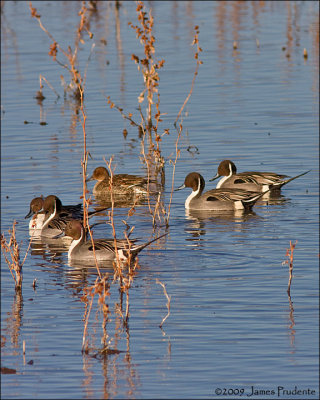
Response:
[[185, 178, 201, 209], [216, 175, 229, 189], [216, 164, 234, 189], [42, 203, 57, 230], [68, 229, 84, 259]]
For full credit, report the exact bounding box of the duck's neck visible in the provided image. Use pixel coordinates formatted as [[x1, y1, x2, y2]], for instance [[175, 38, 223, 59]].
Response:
[[216, 164, 234, 188], [216, 175, 230, 188], [42, 203, 57, 230], [68, 229, 85, 258], [185, 178, 202, 209]]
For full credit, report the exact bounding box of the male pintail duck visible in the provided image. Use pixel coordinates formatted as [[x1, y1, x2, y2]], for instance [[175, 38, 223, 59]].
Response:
[[176, 172, 267, 211], [210, 160, 310, 192], [63, 219, 168, 263], [40, 195, 106, 238], [25, 196, 82, 231], [86, 166, 150, 196]]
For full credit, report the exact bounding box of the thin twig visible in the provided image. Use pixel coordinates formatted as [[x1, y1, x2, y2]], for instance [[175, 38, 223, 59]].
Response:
[[156, 278, 171, 328], [174, 25, 202, 126]]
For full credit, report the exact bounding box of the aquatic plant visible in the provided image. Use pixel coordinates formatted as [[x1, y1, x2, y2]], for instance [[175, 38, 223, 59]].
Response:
[[29, 1, 95, 227], [28, 1, 171, 356], [156, 279, 171, 328], [282, 240, 298, 295], [107, 1, 202, 228], [1, 221, 32, 291], [29, 1, 95, 100]]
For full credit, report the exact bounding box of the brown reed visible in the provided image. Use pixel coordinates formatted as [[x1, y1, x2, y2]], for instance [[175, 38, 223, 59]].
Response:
[[29, 1, 175, 352], [29, 1, 93, 229], [29, 2, 115, 352], [156, 279, 171, 328], [128, 1, 165, 130], [174, 25, 203, 126], [37, 74, 60, 100], [29, 1, 94, 100], [1, 221, 32, 291], [106, 3, 202, 230], [282, 240, 298, 295]]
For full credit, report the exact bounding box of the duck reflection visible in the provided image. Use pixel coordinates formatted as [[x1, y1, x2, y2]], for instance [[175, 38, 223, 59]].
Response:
[[184, 208, 260, 247], [257, 190, 289, 205], [30, 236, 71, 261], [91, 192, 149, 209]]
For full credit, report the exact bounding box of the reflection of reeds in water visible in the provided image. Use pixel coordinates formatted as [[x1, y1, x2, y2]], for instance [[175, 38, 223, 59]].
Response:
[[3, 290, 23, 351], [82, 296, 142, 398], [287, 293, 296, 351]]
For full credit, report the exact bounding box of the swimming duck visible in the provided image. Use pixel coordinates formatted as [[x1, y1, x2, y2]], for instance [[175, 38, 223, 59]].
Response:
[[86, 166, 150, 196], [176, 172, 267, 211], [63, 219, 167, 263], [210, 160, 310, 192], [40, 195, 106, 238], [25, 196, 82, 231]]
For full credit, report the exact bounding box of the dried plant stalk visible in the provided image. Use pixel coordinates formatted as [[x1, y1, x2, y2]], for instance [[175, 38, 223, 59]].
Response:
[[29, 1, 93, 99], [282, 240, 298, 295], [156, 279, 171, 328], [174, 25, 203, 126], [1, 221, 32, 291]]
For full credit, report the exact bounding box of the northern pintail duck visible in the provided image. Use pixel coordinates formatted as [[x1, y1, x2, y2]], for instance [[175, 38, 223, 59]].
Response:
[[25, 196, 82, 231], [210, 160, 310, 192], [40, 195, 106, 238], [86, 166, 150, 196], [63, 219, 167, 263], [176, 172, 266, 211]]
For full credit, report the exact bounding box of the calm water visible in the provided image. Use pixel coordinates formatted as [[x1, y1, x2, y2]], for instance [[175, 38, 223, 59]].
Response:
[[1, 1, 319, 399]]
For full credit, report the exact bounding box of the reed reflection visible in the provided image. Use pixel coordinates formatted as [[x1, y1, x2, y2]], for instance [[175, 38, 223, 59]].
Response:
[[81, 284, 141, 399], [114, 1, 126, 99], [3, 290, 23, 355], [287, 293, 296, 353]]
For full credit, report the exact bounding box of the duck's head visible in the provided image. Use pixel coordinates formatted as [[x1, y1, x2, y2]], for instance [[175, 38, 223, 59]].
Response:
[[25, 196, 44, 218], [175, 172, 205, 193], [210, 160, 237, 181], [43, 195, 63, 216], [86, 166, 110, 182], [64, 219, 83, 240]]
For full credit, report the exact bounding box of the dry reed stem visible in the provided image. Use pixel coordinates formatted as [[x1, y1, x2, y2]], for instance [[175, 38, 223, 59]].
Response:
[[1, 221, 33, 291], [103, 157, 122, 274], [282, 240, 298, 295], [29, 2, 93, 99], [129, 1, 165, 128], [174, 25, 203, 126], [39, 74, 60, 99], [165, 123, 182, 226], [81, 277, 98, 352], [156, 278, 171, 327]]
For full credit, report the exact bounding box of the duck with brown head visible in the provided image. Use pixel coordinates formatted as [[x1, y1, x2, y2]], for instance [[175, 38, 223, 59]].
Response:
[[210, 160, 310, 192], [176, 172, 267, 211]]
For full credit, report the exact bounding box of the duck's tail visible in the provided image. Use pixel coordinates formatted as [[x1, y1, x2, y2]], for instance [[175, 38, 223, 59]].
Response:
[[274, 170, 311, 189], [128, 232, 168, 259], [242, 189, 270, 209]]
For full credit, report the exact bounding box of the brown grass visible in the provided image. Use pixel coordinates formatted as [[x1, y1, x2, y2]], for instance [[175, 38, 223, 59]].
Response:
[[1, 221, 32, 291]]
